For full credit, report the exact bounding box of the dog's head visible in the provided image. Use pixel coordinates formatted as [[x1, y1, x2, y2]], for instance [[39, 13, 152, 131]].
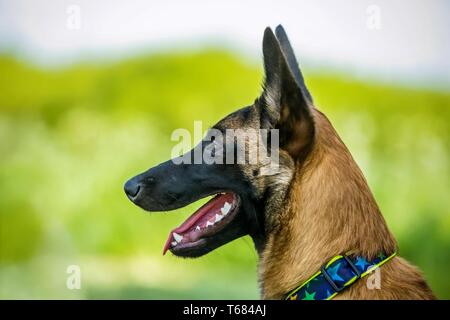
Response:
[[124, 26, 315, 257]]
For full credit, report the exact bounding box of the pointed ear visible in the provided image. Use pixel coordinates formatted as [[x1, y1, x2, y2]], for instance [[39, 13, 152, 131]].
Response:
[[275, 25, 313, 104], [259, 27, 315, 159]]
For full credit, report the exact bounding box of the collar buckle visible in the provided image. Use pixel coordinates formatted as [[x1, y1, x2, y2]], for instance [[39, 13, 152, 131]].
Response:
[[343, 254, 361, 278], [320, 254, 361, 293]]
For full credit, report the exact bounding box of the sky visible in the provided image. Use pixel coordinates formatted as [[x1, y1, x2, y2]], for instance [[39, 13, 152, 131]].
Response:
[[0, 0, 449, 88]]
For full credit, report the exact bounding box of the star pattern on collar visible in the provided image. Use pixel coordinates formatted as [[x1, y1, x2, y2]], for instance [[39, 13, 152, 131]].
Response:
[[327, 263, 344, 282], [355, 256, 369, 269], [302, 290, 316, 300]]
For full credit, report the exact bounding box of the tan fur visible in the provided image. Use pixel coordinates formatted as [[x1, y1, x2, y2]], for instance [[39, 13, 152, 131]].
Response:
[[258, 109, 435, 300]]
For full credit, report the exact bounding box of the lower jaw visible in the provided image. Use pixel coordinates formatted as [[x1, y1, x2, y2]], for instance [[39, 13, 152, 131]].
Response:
[[170, 238, 208, 257]]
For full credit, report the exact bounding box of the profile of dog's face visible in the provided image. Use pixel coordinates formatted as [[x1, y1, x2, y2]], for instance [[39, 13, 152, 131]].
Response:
[[124, 26, 315, 257]]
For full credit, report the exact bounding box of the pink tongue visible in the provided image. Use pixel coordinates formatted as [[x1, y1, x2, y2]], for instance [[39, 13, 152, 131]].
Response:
[[162, 193, 234, 255]]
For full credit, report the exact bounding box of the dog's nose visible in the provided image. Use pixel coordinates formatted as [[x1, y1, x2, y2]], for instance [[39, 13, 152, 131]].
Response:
[[124, 179, 141, 199]]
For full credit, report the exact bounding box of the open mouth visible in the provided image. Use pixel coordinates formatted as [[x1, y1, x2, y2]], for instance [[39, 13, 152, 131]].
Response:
[[163, 192, 240, 255]]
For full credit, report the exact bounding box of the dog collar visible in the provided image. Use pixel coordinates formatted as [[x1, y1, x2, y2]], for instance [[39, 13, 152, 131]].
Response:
[[285, 252, 397, 300]]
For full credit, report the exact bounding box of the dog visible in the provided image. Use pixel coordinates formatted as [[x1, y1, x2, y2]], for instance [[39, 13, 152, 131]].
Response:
[[124, 25, 435, 300]]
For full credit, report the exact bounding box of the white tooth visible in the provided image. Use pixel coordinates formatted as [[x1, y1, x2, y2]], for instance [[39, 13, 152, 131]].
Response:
[[196, 226, 201, 231], [173, 232, 183, 243], [215, 214, 223, 223], [221, 202, 232, 215], [206, 221, 214, 227], [171, 241, 177, 247]]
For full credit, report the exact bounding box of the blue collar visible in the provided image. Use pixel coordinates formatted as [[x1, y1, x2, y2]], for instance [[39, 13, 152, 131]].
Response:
[[285, 252, 397, 300]]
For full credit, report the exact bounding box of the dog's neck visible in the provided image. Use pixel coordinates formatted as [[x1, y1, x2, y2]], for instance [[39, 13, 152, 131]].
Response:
[[257, 111, 397, 299]]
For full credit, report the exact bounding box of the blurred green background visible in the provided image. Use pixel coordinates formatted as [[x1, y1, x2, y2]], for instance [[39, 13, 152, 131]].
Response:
[[0, 49, 449, 299]]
